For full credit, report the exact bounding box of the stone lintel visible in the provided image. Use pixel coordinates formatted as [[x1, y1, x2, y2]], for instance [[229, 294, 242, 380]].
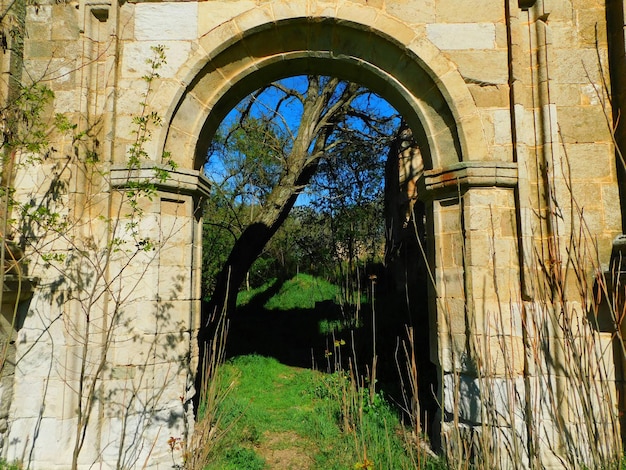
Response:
[[110, 163, 211, 199], [419, 161, 518, 200]]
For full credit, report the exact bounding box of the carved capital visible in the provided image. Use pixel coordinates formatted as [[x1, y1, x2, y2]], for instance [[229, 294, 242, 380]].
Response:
[[418, 161, 518, 200], [110, 163, 211, 199]]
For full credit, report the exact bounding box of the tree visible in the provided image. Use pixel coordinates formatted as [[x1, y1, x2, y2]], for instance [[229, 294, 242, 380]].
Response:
[[202, 76, 398, 325], [307, 118, 391, 280]]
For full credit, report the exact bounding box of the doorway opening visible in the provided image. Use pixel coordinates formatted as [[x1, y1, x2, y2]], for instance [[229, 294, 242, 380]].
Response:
[[199, 74, 439, 445]]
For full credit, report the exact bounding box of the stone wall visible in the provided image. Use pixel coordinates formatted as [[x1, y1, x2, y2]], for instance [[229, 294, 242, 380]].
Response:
[[0, 0, 623, 468]]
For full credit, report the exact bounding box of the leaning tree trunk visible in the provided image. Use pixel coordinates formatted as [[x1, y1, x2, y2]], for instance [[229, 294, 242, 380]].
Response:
[[203, 160, 319, 323]]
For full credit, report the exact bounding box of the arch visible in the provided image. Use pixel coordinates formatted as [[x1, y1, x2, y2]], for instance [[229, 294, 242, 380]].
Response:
[[160, 9, 488, 173]]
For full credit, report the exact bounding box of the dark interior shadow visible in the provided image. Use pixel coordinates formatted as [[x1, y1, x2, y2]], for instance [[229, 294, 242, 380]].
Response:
[[226, 294, 343, 368]]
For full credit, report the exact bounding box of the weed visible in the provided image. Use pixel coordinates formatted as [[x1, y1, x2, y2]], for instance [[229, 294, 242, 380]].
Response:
[[222, 445, 266, 470], [0, 461, 21, 470]]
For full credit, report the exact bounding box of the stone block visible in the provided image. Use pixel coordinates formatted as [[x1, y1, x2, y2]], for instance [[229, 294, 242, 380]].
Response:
[[25, 40, 55, 59], [488, 145, 512, 164], [557, 105, 612, 144], [447, 50, 509, 85], [441, 421, 529, 469], [435, 0, 504, 23], [54, 90, 81, 114], [118, 4, 135, 40], [549, 49, 604, 85], [468, 84, 509, 108], [386, 0, 435, 24], [580, 83, 604, 106], [436, 204, 462, 233], [494, 23, 509, 49], [427, 23, 496, 50], [164, 126, 198, 168], [25, 22, 51, 41], [351, 0, 384, 8], [233, 4, 275, 33], [99, 411, 176, 468], [271, 0, 309, 21], [15, 334, 61, 377], [121, 40, 192, 80], [438, 297, 468, 335], [549, 23, 577, 48], [437, 234, 464, 268], [166, 93, 208, 139], [565, 143, 613, 180], [26, 4, 51, 23], [159, 242, 193, 267], [160, 219, 192, 247], [465, 205, 497, 232], [154, 301, 193, 334], [454, 110, 492, 161], [577, 8, 607, 47], [158, 272, 192, 302], [51, 4, 80, 41], [512, 106, 538, 146], [146, 79, 183, 120], [373, 13, 418, 45], [602, 183, 622, 232], [119, 267, 160, 303], [463, 187, 514, 211], [150, 369, 191, 402], [121, 300, 161, 335], [492, 108, 513, 145], [544, 0, 574, 21], [549, 83, 583, 105], [436, 268, 466, 297], [135, 2, 198, 41], [439, 332, 475, 373], [198, 1, 256, 36], [198, 20, 242, 58], [443, 374, 526, 426], [500, 210, 516, 237], [491, 303, 524, 337], [470, 237, 517, 272], [109, 335, 152, 367]]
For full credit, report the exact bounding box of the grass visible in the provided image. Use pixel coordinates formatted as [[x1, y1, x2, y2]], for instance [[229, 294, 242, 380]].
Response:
[[203, 354, 444, 470], [195, 272, 445, 469], [237, 273, 341, 310]]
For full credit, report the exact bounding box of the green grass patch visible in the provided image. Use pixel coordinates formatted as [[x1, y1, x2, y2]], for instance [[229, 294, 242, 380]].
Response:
[[236, 278, 277, 307], [203, 354, 444, 469], [237, 273, 341, 310]]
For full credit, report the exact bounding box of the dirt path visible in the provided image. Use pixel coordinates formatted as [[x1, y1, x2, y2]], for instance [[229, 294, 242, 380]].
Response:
[[256, 430, 315, 470]]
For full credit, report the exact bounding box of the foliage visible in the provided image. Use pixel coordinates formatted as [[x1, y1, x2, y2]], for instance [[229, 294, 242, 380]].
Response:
[[208, 117, 286, 206], [0, 460, 21, 470], [201, 75, 398, 314]]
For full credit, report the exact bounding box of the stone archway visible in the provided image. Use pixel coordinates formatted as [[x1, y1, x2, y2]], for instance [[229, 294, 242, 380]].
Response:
[[158, 7, 518, 460], [160, 14, 487, 172], [4, 1, 623, 468]]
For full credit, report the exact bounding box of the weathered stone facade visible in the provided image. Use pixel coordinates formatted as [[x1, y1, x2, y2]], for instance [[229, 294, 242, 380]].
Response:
[[0, 0, 625, 468]]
